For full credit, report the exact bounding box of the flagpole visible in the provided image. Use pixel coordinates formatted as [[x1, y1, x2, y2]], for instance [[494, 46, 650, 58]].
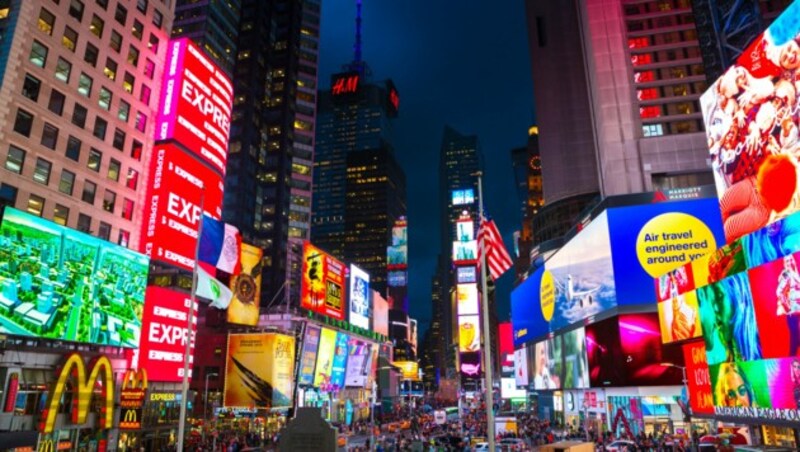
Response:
[[475, 171, 497, 452], [177, 186, 205, 451]]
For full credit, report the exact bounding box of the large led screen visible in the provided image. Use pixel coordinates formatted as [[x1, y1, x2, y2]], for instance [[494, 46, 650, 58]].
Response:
[[618, 313, 684, 386], [585, 317, 626, 387], [562, 328, 589, 389], [330, 332, 350, 389], [298, 324, 321, 386], [510, 267, 550, 347], [532, 336, 562, 390], [748, 251, 800, 359], [456, 220, 474, 242], [452, 189, 475, 206], [134, 286, 196, 382], [683, 340, 715, 415], [313, 328, 337, 388], [452, 241, 478, 264], [658, 291, 703, 344], [514, 346, 529, 387], [348, 264, 370, 330], [456, 284, 479, 316], [156, 38, 233, 175], [458, 315, 480, 353], [460, 351, 481, 380], [700, 0, 800, 242], [139, 143, 224, 271], [301, 242, 345, 320], [0, 208, 149, 348], [372, 290, 389, 336], [387, 219, 408, 270], [224, 333, 295, 409], [743, 211, 800, 269], [499, 322, 515, 378], [345, 340, 373, 387]]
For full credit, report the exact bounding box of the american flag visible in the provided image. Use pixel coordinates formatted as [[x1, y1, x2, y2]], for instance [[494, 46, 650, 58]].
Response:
[[477, 215, 513, 280]]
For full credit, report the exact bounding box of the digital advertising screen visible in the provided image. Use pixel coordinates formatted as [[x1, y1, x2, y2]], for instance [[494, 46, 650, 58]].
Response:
[[499, 322, 515, 377], [682, 340, 715, 415], [747, 251, 800, 359], [457, 266, 477, 284], [224, 333, 295, 409], [331, 71, 360, 96], [345, 340, 373, 387], [510, 267, 550, 347], [133, 286, 196, 382], [691, 239, 748, 291], [700, 0, 800, 242], [458, 315, 480, 353], [372, 290, 389, 336], [348, 264, 370, 330], [313, 327, 337, 388], [742, 211, 800, 269], [456, 284, 479, 316], [452, 189, 475, 206], [618, 313, 684, 386], [227, 243, 262, 326], [396, 360, 419, 380], [329, 331, 350, 389], [514, 346, 529, 387], [655, 264, 694, 302], [501, 378, 526, 400], [298, 324, 321, 387], [658, 291, 703, 344], [387, 270, 407, 287], [456, 219, 474, 242], [156, 38, 233, 175], [301, 242, 346, 320], [387, 219, 408, 270], [0, 208, 149, 348], [460, 351, 481, 380], [562, 327, 589, 389], [139, 143, 224, 271], [585, 317, 626, 387], [452, 241, 478, 264], [532, 336, 562, 390]]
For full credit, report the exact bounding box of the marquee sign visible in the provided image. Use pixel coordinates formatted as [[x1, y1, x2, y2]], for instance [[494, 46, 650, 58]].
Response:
[[119, 369, 148, 430]]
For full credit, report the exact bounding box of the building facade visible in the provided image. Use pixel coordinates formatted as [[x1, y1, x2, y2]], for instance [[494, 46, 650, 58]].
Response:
[[172, 0, 241, 77]]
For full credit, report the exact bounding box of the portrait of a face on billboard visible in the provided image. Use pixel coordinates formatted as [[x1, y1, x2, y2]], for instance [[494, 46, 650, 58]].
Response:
[[658, 291, 703, 344], [748, 251, 800, 358], [655, 264, 694, 302], [743, 211, 800, 269], [562, 328, 589, 389], [532, 336, 562, 390]]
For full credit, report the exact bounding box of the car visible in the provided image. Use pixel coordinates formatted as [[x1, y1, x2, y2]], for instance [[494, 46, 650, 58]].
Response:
[[498, 438, 526, 451], [606, 440, 636, 452], [337, 435, 347, 447], [474, 442, 490, 451]]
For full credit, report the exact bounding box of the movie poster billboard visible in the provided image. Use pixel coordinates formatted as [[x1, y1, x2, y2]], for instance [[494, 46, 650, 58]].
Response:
[[227, 243, 262, 326], [0, 208, 149, 348], [330, 332, 350, 389], [514, 346, 529, 387], [372, 290, 389, 336], [700, 0, 800, 242], [345, 340, 373, 387], [348, 264, 370, 330], [313, 328, 337, 388], [224, 333, 295, 409], [298, 324, 321, 386], [301, 242, 345, 320]]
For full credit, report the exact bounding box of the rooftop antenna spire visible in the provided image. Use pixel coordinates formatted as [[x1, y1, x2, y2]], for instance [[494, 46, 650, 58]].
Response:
[[354, 0, 363, 67]]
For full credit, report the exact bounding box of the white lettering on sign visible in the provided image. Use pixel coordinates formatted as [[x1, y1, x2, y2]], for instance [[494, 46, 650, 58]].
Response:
[[177, 114, 206, 140], [174, 164, 203, 188], [154, 306, 187, 321], [167, 218, 199, 239], [149, 350, 184, 362], [180, 79, 231, 132], [148, 322, 188, 346], [165, 250, 194, 268], [166, 192, 201, 225]]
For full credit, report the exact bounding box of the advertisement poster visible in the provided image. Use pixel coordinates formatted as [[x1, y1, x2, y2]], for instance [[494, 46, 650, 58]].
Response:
[[456, 284, 479, 316], [348, 265, 370, 330], [387, 219, 408, 269], [301, 242, 345, 320], [562, 328, 589, 389], [227, 243, 262, 326], [658, 291, 703, 344], [748, 252, 800, 359], [372, 290, 389, 336], [532, 336, 562, 390], [156, 38, 233, 175], [499, 322, 515, 377], [511, 268, 550, 346], [682, 341, 715, 415], [458, 315, 480, 353], [700, 0, 800, 242], [514, 346, 529, 387], [313, 328, 337, 387], [655, 264, 694, 302], [298, 324, 321, 386], [0, 208, 149, 348], [452, 241, 478, 263], [619, 313, 684, 386], [742, 211, 800, 269], [345, 340, 372, 387], [329, 332, 350, 389], [460, 351, 481, 380], [586, 317, 626, 387], [456, 219, 474, 242], [224, 333, 295, 409]]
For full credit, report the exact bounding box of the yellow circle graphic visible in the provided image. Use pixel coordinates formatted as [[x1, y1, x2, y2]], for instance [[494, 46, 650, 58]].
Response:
[[540, 270, 555, 322], [636, 212, 716, 278]]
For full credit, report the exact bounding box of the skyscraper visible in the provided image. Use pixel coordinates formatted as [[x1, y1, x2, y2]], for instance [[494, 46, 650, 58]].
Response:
[[222, 0, 321, 307], [172, 0, 241, 77]]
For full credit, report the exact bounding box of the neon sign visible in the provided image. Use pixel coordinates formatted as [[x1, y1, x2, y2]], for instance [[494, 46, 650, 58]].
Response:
[[119, 369, 148, 430], [332, 72, 359, 95]]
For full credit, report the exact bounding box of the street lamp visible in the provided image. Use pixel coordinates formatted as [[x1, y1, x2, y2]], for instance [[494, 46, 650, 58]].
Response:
[[204, 372, 218, 445], [661, 363, 694, 451]]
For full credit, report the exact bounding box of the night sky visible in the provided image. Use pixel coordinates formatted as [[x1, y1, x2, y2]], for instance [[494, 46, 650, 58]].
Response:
[[318, 1, 534, 334]]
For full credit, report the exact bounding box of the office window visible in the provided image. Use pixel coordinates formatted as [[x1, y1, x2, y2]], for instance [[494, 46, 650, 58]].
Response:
[[84, 42, 98, 66], [132, 20, 143, 40], [102, 189, 115, 213], [112, 129, 125, 151], [114, 4, 127, 25], [55, 57, 71, 82], [127, 46, 139, 66], [93, 117, 107, 140], [53, 204, 69, 226], [98, 87, 112, 110], [77, 213, 91, 232], [104, 58, 117, 81], [143, 58, 155, 79], [33, 158, 52, 185], [131, 140, 142, 160], [0, 184, 18, 206], [48, 89, 65, 115], [77, 73, 92, 97], [5, 145, 25, 174], [139, 84, 151, 104], [126, 168, 139, 189], [62, 26, 77, 52], [59, 169, 75, 195], [108, 158, 120, 181], [118, 100, 130, 121], [41, 123, 59, 150], [66, 136, 81, 161], [27, 195, 45, 217], [38, 8, 55, 35], [98, 221, 111, 240], [147, 34, 159, 53], [122, 72, 134, 93], [153, 9, 162, 28], [134, 111, 147, 132], [136, 0, 147, 13], [96, 0, 108, 9], [642, 124, 664, 137], [22, 74, 41, 101], [29, 41, 48, 67], [81, 180, 96, 204], [110, 30, 122, 52], [13, 109, 33, 137], [87, 148, 101, 171], [71, 104, 87, 128], [68, 0, 84, 21], [90, 14, 103, 38], [118, 229, 130, 247]]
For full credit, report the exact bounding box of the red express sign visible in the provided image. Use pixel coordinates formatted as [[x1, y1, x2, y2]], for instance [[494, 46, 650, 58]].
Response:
[[156, 38, 233, 175], [140, 143, 223, 271], [130, 286, 197, 382]]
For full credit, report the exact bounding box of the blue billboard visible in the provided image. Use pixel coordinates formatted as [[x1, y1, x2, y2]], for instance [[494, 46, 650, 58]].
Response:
[[330, 331, 350, 389], [511, 267, 549, 346]]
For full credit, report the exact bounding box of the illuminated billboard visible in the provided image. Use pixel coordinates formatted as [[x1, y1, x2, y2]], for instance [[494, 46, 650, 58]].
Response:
[[133, 286, 196, 382], [0, 208, 149, 348], [345, 340, 373, 387], [348, 264, 370, 330], [372, 290, 389, 336], [387, 271, 407, 287], [313, 328, 337, 388], [458, 315, 480, 353], [456, 219, 474, 242], [700, 0, 800, 242], [452, 189, 475, 206], [457, 266, 477, 284], [501, 378, 526, 400], [514, 346, 529, 387], [331, 71, 359, 96], [386, 79, 399, 116], [156, 38, 233, 175], [395, 360, 419, 380], [387, 219, 408, 270], [499, 322, 515, 377], [657, 291, 703, 344], [301, 242, 345, 320], [456, 284, 479, 316], [139, 143, 224, 271], [227, 243, 262, 326], [224, 333, 295, 409], [452, 241, 478, 264], [298, 324, 321, 387], [330, 332, 349, 389], [532, 336, 562, 390], [562, 328, 589, 389]]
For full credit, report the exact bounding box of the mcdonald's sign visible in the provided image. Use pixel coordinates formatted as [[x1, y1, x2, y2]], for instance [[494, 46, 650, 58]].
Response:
[[119, 407, 142, 430], [120, 368, 147, 409], [38, 353, 115, 434], [36, 437, 72, 452]]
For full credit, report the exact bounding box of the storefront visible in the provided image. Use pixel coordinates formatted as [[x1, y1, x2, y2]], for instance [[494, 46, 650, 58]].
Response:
[[760, 425, 798, 448], [606, 389, 686, 437], [118, 390, 182, 451]]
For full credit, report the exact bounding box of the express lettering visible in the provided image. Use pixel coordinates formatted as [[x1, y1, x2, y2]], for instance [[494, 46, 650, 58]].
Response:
[[167, 192, 200, 225], [148, 322, 188, 346], [181, 80, 230, 132]]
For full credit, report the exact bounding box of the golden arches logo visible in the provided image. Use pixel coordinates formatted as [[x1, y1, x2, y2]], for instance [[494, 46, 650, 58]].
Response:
[[38, 438, 55, 452], [123, 409, 138, 423], [38, 353, 114, 434], [121, 368, 148, 390]]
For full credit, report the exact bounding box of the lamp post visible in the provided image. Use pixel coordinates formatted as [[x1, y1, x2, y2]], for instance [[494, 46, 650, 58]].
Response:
[[204, 372, 218, 445], [661, 363, 693, 451]]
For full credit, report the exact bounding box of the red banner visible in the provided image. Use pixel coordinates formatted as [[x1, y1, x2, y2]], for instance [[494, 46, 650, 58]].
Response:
[[682, 341, 714, 415]]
